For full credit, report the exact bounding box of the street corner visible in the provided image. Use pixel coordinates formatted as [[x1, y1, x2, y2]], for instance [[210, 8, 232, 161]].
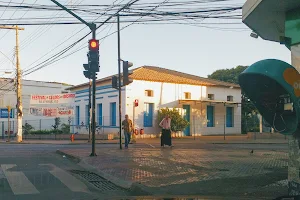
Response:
[[55, 149, 81, 163]]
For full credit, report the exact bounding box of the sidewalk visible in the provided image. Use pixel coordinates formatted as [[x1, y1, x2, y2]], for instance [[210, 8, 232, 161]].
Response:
[[0, 136, 289, 145], [58, 144, 288, 198], [0, 139, 118, 145]]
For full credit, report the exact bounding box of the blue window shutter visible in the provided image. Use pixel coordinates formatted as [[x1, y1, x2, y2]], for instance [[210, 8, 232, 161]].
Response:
[[98, 104, 103, 126], [226, 107, 233, 127], [75, 106, 80, 125], [110, 102, 116, 126], [149, 103, 153, 127], [85, 105, 89, 125], [144, 103, 154, 127], [207, 106, 214, 127]]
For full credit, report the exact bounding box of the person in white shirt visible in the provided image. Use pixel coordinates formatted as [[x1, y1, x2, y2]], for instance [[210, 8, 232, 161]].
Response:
[[159, 115, 173, 147]]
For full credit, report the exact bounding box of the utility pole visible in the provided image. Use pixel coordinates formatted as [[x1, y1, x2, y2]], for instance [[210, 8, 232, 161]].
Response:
[[0, 26, 24, 143], [117, 14, 122, 150]]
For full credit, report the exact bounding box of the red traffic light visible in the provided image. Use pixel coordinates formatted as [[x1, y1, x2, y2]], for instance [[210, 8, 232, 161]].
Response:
[[89, 39, 99, 51], [134, 99, 139, 107]]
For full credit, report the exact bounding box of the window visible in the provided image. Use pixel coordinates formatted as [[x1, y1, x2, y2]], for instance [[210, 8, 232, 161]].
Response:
[[75, 106, 80, 125], [227, 95, 233, 101], [208, 94, 214, 100], [226, 107, 234, 127], [144, 103, 154, 127], [207, 106, 214, 127], [145, 90, 154, 97], [110, 102, 116, 126], [85, 105, 89, 126], [184, 92, 191, 99], [97, 104, 103, 126]]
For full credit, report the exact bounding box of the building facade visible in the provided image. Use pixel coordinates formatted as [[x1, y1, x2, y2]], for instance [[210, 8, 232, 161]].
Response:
[[69, 66, 242, 136], [0, 78, 72, 135]]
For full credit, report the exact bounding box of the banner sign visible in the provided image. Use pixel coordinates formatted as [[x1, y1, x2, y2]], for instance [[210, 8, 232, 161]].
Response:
[[29, 107, 74, 117], [30, 93, 75, 105], [0, 109, 14, 118]]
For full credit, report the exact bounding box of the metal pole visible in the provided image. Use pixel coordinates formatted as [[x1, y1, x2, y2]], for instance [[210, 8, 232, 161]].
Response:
[[193, 115, 195, 140], [117, 14, 122, 150], [88, 79, 91, 142], [90, 27, 97, 157], [224, 114, 226, 140], [7, 106, 10, 142]]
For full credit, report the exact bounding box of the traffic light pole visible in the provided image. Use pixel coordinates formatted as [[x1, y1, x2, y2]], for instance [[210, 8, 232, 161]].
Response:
[[91, 24, 97, 156], [117, 14, 122, 150], [51, 0, 98, 156], [51, 0, 139, 153], [88, 79, 91, 143]]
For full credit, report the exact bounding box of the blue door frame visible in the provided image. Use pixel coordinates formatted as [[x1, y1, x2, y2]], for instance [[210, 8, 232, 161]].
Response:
[[183, 105, 191, 136]]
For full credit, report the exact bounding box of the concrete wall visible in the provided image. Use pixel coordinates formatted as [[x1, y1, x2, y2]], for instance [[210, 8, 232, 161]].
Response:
[[72, 80, 126, 135], [125, 80, 241, 135], [0, 79, 71, 133], [71, 79, 242, 136]]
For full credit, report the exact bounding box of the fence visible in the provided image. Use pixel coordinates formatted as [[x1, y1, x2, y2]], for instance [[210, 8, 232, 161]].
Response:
[[0, 113, 263, 139]]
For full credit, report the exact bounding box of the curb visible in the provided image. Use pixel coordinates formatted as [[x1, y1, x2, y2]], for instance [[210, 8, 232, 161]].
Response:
[[211, 142, 288, 145], [55, 150, 154, 195], [56, 150, 81, 163], [0, 141, 120, 145]]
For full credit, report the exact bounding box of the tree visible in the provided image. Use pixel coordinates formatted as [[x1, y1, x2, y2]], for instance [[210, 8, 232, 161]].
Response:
[[52, 117, 61, 130], [208, 66, 258, 133], [22, 123, 34, 135], [158, 108, 189, 132], [61, 123, 70, 134], [208, 65, 247, 84]]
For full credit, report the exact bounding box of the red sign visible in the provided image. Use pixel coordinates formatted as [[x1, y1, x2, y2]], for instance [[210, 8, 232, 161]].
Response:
[[134, 99, 139, 107]]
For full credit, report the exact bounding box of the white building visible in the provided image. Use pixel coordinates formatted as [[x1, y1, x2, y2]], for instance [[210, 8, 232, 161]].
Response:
[[0, 78, 72, 135], [69, 66, 242, 136]]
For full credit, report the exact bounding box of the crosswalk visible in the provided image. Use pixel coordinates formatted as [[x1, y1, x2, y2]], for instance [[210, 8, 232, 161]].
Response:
[[0, 163, 90, 196]]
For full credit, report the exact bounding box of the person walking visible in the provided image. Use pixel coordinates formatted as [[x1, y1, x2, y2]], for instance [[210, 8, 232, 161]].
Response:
[[159, 114, 173, 147], [122, 114, 133, 149]]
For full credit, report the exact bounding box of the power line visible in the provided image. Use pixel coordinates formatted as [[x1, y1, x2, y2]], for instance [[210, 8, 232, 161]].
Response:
[[23, 0, 140, 76]]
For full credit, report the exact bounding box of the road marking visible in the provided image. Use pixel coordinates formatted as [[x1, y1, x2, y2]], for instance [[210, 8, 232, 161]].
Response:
[[146, 143, 155, 148], [40, 164, 88, 193], [1, 164, 39, 195]]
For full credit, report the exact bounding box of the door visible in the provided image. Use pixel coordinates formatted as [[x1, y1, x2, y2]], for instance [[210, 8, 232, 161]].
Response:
[[183, 105, 191, 136], [207, 106, 214, 127]]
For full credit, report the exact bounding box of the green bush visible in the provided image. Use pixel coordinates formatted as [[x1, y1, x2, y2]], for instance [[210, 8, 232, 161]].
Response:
[[29, 129, 63, 135], [30, 130, 52, 135], [158, 107, 189, 132], [60, 123, 70, 134]]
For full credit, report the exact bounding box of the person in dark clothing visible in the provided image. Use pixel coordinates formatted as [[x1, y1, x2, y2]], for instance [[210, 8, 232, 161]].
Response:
[[159, 115, 173, 147], [122, 114, 133, 149]]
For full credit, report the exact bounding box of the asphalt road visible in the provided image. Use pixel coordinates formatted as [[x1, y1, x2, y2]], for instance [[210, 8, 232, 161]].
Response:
[[0, 144, 130, 200]]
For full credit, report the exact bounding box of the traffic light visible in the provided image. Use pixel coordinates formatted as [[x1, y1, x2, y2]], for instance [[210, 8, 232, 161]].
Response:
[[88, 39, 99, 72], [112, 76, 118, 89], [238, 59, 300, 135], [123, 61, 133, 86], [83, 64, 93, 79]]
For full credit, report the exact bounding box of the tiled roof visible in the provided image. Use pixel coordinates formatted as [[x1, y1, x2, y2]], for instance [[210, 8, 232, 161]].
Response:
[[68, 66, 240, 90], [131, 66, 239, 87]]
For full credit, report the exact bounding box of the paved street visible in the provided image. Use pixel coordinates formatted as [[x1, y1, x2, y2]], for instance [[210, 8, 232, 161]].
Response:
[[0, 144, 129, 200]]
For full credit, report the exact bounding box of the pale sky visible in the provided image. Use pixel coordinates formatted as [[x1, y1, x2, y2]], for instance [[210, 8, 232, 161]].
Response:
[[0, 0, 291, 86]]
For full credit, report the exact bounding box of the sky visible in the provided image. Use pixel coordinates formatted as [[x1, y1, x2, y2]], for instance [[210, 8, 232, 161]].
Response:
[[0, 0, 292, 86]]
